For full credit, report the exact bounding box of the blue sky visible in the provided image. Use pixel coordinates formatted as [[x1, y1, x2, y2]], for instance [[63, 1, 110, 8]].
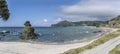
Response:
[[0, 0, 80, 27], [0, 0, 120, 27]]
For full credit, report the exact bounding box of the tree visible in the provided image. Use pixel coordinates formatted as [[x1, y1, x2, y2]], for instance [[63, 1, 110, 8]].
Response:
[[93, 22, 100, 27], [0, 0, 10, 21]]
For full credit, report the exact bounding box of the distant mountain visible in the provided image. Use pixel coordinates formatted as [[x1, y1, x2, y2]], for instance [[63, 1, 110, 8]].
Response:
[[51, 21, 76, 27], [51, 15, 120, 27], [73, 21, 107, 26], [108, 15, 120, 27], [51, 20, 107, 27]]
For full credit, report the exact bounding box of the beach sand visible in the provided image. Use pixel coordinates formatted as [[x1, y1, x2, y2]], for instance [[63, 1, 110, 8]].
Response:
[[0, 27, 117, 54], [0, 41, 93, 54]]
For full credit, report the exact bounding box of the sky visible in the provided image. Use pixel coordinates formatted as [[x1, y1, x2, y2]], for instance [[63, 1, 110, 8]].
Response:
[[0, 0, 120, 27]]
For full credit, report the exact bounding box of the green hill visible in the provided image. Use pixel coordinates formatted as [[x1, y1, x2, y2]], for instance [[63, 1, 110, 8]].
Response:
[[51, 21, 76, 27], [51, 20, 107, 27], [108, 15, 120, 27], [51, 15, 120, 27]]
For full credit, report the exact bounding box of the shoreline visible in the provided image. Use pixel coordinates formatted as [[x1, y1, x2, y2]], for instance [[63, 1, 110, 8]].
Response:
[[0, 27, 117, 54], [0, 27, 110, 45], [82, 28, 120, 54], [21, 27, 116, 45]]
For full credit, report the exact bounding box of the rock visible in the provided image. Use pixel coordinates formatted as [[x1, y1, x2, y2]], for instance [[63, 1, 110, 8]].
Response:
[[0, 32, 4, 35], [98, 30, 102, 32], [20, 21, 39, 40], [93, 30, 102, 33], [2, 30, 10, 33], [0, 30, 10, 36], [20, 33, 38, 40]]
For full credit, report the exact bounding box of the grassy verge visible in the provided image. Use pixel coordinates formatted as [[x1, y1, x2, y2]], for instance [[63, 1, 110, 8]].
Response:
[[63, 29, 120, 54], [109, 44, 120, 54]]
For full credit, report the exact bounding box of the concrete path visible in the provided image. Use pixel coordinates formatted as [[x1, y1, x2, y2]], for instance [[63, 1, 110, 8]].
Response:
[[82, 36, 120, 54]]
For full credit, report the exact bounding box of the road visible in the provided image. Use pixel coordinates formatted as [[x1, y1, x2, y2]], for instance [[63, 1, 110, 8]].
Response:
[[82, 36, 120, 54]]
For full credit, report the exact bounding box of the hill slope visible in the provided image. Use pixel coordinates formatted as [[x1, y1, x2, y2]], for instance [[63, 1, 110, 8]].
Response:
[[108, 15, 120, 27], [51, 15, 120, 27]]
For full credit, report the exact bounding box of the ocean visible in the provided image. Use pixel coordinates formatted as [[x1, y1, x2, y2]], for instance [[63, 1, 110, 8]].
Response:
[[0, 26, 106, 43]]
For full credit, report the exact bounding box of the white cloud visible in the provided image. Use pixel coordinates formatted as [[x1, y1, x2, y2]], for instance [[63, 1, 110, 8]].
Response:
[[32, 21, 41, 26], [55, 18, 62, 22], [32, 20, 51, 26], [31, 18, 58, 26], [59, 0, 120, 21], [43, 19, 48, 22]]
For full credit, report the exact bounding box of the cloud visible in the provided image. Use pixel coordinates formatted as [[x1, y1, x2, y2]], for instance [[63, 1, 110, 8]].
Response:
[[43, 19, 48, 22], [55, 18, 62, 22], [59, 0, 120, 21], [32, 19, 57, 26], [32, 21, 41, 26]]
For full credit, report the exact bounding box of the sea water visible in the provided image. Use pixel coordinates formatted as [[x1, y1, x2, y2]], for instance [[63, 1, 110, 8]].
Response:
[[0, 26, 106, 43]]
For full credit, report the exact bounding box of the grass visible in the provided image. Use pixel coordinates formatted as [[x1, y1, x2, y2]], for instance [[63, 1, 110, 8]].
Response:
[[109, 44, 120, 54], [63, 29, 120, 54]]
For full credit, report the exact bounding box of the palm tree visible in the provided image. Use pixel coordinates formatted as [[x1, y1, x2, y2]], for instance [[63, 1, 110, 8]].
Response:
[[0, 0, 10, 21]]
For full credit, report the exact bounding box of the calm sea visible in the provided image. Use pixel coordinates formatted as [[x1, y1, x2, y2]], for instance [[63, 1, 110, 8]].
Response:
[[0, 26, 106, 43]]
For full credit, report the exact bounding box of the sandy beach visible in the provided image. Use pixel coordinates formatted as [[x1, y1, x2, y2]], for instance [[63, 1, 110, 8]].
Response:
[[0, 41, 95, 54], [0, 28, 117, 54]]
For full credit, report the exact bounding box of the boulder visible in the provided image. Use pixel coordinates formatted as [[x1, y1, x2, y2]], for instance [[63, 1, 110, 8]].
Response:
[[0, 30, 10, 36], [93, 30, 102, 33], [0, 32, 4, 35], [20, 21, 39, 40], [2, 30, 10, 33]]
